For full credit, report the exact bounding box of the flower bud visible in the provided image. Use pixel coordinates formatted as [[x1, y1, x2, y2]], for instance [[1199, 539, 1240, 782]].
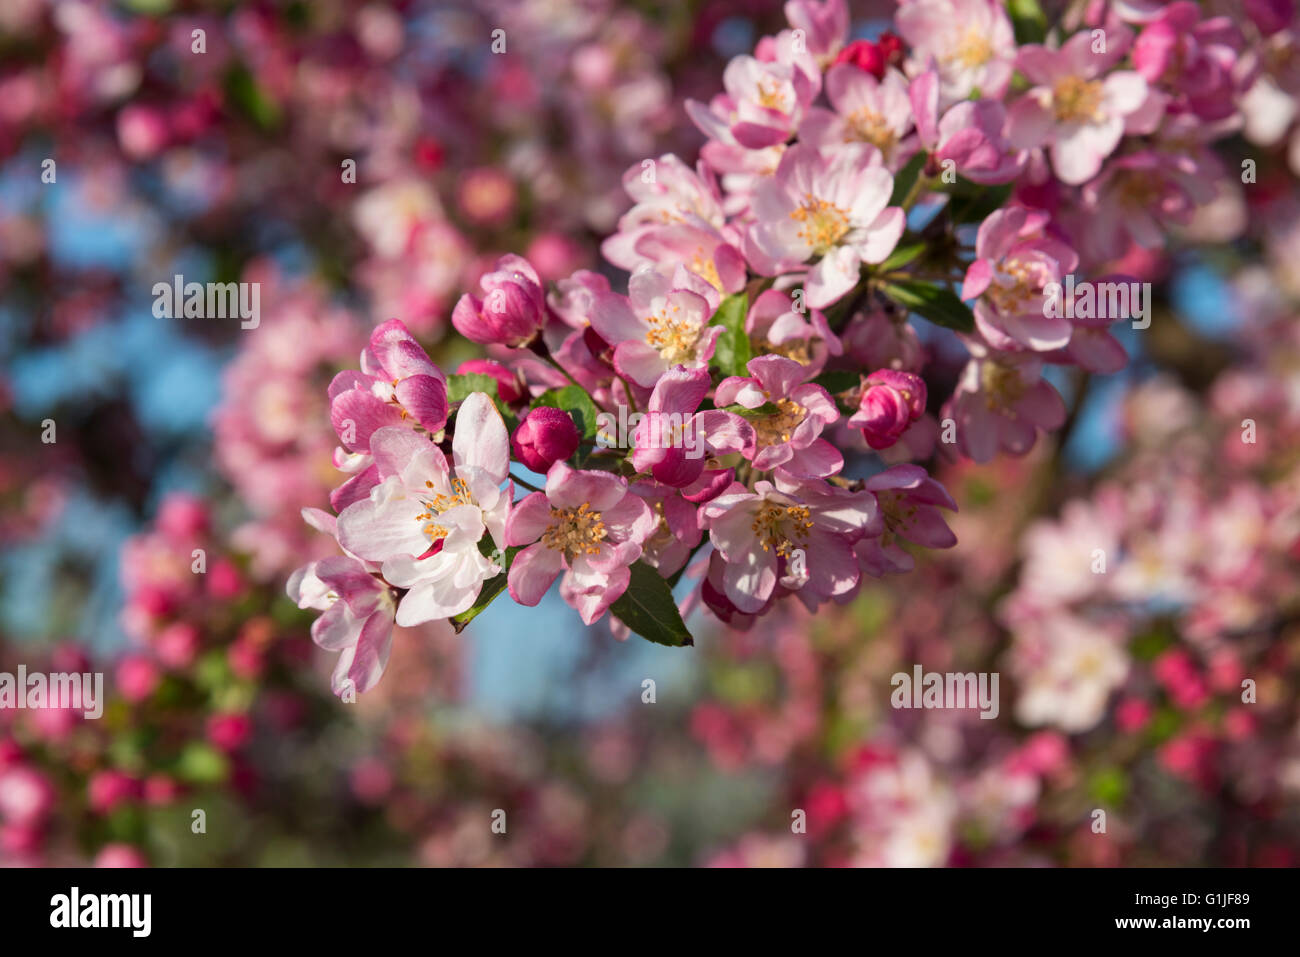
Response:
[[511, 406, 580, 473], [451, 254, 546, 347], [850, 369, 926, 449]]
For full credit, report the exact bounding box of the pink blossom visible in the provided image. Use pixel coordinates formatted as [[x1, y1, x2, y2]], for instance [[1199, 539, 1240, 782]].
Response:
[[686, 53, 817, 150], [590, 267, 722, 388], [745, 289, 842, 374], [944, 345, 1067, 463], [896, 0, 1017, 107], [0, 766, 53, 827], [455, 358, 526, 405], [1007, 30, 1149, 185], [700, 477, 878, 612], [505, 462, 655, 624], [962, 207, 1080, 351], [335, 393, 512, 626], [800, 66, 917, 171], [715, 355, 841, 478], [630, 481, 703, 577], [747, 144, 903, 308], [909, 71, 1025, 184], [94, 844, 149, 868]]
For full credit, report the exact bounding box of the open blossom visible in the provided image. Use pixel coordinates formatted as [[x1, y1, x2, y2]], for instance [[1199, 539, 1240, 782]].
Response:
[[287, 553, 396, 697], [451, 254, 546, 347], [336, 393, 512, 626], [896, 0, 1017, 107], [962, 207, 1080, 351], [857, 464, 957, 576], [328, 319, 448, 455], [745, 288, 841, 373], [686, 53, 816, 150], [1007, 30, 1149, 185], [1013, 614, 1129, 732], [909, 71, 1024, 184], [715, 355, 841, 478], [631, 480, 702, 577], [944, 346, 1066, 463], [747, 143, 903, 308], [799, 66, 916, 170], [849, 369, 926, 449], [700, 477, 878, 613], [506, 462, 655, 624], [590, 266, 722, 388]]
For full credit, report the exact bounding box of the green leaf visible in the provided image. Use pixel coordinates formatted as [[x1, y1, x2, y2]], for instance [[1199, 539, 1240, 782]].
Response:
[[721, 401, 781, 419], [223, 64, 281, 130], [610, 561, 694, 647], [176, 742, 230, 785], [450, 546, 521, 634], [531, 385, 599, 439], [880, 279, 975, 333], [1007, 0, 1048, 44], [446, 373, 499, 403], [877, 240, 927, 273], [709, 292, 751, 378], [811, 370, 861, 394], [889, 151, 927, 207]]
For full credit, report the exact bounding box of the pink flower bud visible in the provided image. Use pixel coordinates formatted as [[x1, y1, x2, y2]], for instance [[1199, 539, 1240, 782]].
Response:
[[207, 712, 253, 753], [88, 770, 138, 814], [156, 493, 209, 540], [206, 558, 243, 599], [849, 369, 927, 449], [94, 843, 148, 868], [511, 407, 580, 473], [455, 359, 527, 405], [116, 655, 160, 704], [155, 622, 200, 669], [451, 254, 546, 347]]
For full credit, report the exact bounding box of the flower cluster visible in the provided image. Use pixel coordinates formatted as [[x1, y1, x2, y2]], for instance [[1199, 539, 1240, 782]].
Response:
[[290, 0, 1294, 691]]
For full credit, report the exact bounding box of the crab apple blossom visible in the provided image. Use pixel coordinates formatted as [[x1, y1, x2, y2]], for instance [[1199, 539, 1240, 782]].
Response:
[[962, 207, 1080, 351], [944, 347, 1066, 464], [715, 355, 841, 478], [505, 462, 655, 625], [1007, 29, 1150, 185], [747, 143, 904, 308], [590, 266, 722, 387], [896, 0, 1017, 107], [799, 66, 917, 170], [335, 393, 512, 627], [630, 365, 755, 488]]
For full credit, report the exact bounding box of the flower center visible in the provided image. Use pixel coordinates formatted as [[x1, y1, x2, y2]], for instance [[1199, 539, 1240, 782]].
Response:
[[985, 259, 1038, 315], [753, 397, 808, 447], [789, 193, 852, 256], [645, 304, 700, 365], [756, 78, 789, 112], [979, 360, 1027, 411], [844, 108, 897, 154], [689, 248, 724, 291], [952, 27, 993, 70], [1051, 75, 1104, 124], [750, 500, 813, 556], [415, 476, 473, 542], [542, 502, 608, 559]]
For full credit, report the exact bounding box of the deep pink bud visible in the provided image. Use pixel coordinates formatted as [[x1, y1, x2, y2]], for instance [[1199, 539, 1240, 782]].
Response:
[[116, 655, 160, 704], [88, 770, 138, 814], [94, 843, 148, 868], [832, 33, 902, 80], [451, 254, 546, 347], [207, 712, 253, 753], [511, 407, 580, 473], [456, 358, 527, 405], [155, 622, 200, 669], [849, 370, 927, 449]]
